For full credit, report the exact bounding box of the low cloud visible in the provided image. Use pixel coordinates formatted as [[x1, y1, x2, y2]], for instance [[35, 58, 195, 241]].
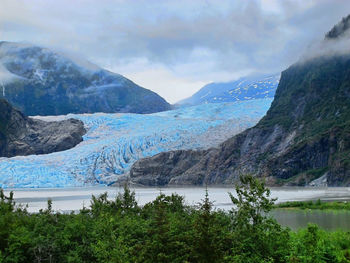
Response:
[[299, 15, 350, 63], [1, 0, 350, 102], [0, 64, 15, 84], [301, 35, 350, 64]]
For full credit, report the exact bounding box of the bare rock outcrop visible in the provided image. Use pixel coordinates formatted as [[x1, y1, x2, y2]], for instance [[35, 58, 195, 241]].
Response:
[[0, 99, 86, 157]]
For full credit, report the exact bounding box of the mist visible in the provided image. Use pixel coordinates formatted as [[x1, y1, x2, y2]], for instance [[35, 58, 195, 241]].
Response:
[[1, 0, 350, 102], [299, 14, 350, 63]]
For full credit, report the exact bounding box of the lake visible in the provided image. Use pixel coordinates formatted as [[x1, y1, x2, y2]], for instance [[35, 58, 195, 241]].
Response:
[[4, 186, 350, 230]]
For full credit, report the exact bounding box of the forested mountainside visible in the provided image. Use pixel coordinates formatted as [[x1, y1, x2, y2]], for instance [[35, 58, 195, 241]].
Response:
[[129, 16, 350, 187], [0, 41, 171, 115]]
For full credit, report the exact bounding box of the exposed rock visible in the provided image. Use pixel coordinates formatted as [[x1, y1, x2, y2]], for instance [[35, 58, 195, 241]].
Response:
[[129, 19, 350, 187], [308, 173, 328, 187], [0, 99, 86, 157], [129, 149, 208, 186]]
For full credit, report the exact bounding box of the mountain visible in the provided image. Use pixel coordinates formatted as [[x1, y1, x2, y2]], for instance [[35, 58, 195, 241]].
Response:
[[177, 74, 280, 106], [0, 41, 171, 115], [0, 99, 85, 157], [0, 99, 272, 188], [325, 14, 350, 39], [128, 16, 350, 187]]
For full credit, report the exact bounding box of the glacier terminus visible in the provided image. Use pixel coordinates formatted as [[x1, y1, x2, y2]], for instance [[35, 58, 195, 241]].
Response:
[[0, 99, 272, 188]]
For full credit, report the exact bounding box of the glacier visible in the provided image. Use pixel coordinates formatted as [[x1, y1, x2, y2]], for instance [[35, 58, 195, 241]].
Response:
[[0, 99, 272, 188]]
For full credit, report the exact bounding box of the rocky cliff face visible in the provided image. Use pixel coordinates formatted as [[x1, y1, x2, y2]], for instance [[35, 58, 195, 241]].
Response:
[[129, 18, 350, 187], [0, 99, 86, 157], [0, 42, 171, 115]]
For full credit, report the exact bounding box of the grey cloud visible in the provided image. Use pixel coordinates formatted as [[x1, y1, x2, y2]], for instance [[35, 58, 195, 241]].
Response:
[[1, 0, 350, 81]]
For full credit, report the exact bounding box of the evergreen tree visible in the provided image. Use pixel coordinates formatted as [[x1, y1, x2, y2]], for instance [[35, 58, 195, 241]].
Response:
[[227, 174, 290, 262], [191, 188, 220, 263], [114, 183, 139, 213]]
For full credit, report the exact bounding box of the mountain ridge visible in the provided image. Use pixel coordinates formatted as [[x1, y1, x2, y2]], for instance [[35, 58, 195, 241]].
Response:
[[128, 16, 350, 187], [0, 41, 171, 115], [178, 74, 280, 106]]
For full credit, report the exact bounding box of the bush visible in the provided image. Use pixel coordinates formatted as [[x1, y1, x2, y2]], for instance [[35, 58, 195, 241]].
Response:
[[0, 178, 349, 262]]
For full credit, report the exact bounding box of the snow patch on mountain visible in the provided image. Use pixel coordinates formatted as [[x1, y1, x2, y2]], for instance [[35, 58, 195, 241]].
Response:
[[0, 41, 171, 115], [178, 74, 280, 106]]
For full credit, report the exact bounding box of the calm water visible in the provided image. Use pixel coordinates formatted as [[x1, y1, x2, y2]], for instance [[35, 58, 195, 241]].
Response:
[[271, 209, 350, 231], [4, 186, 350, 230]]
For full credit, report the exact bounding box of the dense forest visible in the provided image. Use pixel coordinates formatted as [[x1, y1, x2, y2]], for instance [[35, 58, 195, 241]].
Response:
[[1, 176, 350, 263]]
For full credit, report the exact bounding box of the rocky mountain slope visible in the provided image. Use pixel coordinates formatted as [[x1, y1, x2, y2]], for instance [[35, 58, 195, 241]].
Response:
[[0, 41, 171, 115], [129, 17, 350, 187], [0, 99, 86, 157], [177, 74, 279, 106]]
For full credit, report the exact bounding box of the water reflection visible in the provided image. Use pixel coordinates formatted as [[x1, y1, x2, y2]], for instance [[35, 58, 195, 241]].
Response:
[[271, 209, 350, 231]]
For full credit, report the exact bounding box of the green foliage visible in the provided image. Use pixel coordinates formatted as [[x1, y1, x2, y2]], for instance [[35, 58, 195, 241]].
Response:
[[257, 55, 350, 182], [275, 199, 350, 210], [227, 175, 290, 263], [0, 179, 350, 262], [191, 188, 225, 263], [289, 224, 350, 263]]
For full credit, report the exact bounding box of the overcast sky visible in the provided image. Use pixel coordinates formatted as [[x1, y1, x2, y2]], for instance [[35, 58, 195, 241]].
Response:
[[1, 0, 350, 103]]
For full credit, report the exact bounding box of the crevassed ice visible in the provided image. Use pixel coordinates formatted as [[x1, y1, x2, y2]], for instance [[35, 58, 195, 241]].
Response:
[[0, 99, 272, 188]]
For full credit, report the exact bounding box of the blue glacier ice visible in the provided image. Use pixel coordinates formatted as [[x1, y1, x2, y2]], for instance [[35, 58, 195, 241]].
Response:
[[0, 99, 272, 188]]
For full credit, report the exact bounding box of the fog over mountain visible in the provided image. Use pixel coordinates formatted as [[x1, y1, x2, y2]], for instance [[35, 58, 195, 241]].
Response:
[[0, 41, 171, 115], [300, 14, 350, 63], [128, 14, 350, 187], [1, 0, 350, 102]]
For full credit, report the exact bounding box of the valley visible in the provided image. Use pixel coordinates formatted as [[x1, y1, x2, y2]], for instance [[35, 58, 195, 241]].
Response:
[[1, 3, 350, 262], [0, 99, 272, 188]]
